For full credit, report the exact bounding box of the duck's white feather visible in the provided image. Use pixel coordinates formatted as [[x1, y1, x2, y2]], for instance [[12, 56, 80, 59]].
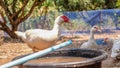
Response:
[[15, 15, 70, 52]]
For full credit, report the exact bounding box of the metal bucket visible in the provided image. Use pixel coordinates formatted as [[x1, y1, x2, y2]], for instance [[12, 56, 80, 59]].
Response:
[[13, 48, 107, 68]]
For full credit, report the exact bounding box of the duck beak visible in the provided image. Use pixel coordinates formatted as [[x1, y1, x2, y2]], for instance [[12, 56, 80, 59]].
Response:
[[65, 21, 73, 30], [98, 29, 102, 32], [98, 26, 102, 32], [103, 37, 109, 43], [68, 20, 72, 23], [67, 20, 72, 25], [102, 39, 106, 43]]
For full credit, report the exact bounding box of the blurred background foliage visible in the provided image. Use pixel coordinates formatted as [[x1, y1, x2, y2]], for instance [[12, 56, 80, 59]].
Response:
[[19, 0, 120, 30], [23, 0, 120, 17]]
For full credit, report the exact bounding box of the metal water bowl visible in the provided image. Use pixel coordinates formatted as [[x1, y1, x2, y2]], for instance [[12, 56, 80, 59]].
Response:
[[13, 48, 107, 68]]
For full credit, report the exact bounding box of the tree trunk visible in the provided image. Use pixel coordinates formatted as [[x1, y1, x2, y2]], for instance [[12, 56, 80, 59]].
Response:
[[5, 30, 18, 39], [4, 28, 17, 39], [4, 24, 18, 39], [0, 0, 45, 39]]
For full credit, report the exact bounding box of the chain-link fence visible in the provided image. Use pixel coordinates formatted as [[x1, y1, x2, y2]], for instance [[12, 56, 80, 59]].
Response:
[[17, 9, 120, 36]]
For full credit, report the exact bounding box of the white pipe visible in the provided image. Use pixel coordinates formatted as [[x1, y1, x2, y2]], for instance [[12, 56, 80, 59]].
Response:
[[0, 40, 72, 68]]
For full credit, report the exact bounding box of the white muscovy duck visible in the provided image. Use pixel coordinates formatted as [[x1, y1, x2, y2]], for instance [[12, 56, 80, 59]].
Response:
[[103, 37, 120, 50], [102, 37, 114, 51], [15, 15, 71, 52], [80, 25, 101, 49], [111, 41, 120, 59], [103, 37, 120, 59], [103, 37, 120, 45], [111, 41, 120, 57]]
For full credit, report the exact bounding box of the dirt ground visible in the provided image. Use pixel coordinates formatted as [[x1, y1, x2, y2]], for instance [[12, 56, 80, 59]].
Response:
[[0, 30, 120, 68], [0, 42, 33, 66]]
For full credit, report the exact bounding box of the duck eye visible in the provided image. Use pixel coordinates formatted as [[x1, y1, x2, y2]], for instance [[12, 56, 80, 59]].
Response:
[[94, 27, 98, 29]]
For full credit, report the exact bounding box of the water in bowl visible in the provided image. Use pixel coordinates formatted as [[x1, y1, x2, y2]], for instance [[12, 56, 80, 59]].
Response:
[[26, 56, 89, 64]]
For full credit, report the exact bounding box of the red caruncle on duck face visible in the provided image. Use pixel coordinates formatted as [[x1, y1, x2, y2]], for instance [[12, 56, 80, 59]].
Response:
[[104, 37, 109, 42], [61, 15, 70, 23]]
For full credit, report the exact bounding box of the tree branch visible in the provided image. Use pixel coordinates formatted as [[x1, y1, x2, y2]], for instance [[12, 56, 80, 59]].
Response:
[[22, 0, 45, 20], [4, 0, 12, 16], [0, 18, 6, 30], [0, 13, 8, 30], [0, 27, 3, 30], [0, 1, 1, 6], [0, 12, 6, 23], [12, 0, 17, 13], [0, 21, 3, 26], [11, 0, 29, 19], [16, 0, 45, 25], [0, 0, 13, 25], [0, 22, 7, 30]]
